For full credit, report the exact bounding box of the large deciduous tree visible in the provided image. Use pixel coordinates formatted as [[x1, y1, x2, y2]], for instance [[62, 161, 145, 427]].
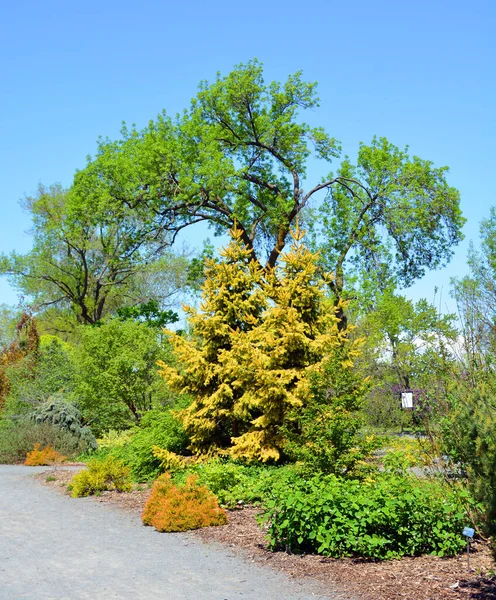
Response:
[[74, 60, 464, 309], [0, 184, 187, 326]]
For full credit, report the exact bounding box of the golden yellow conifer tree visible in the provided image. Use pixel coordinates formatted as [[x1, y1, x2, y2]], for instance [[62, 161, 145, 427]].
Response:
[[159, 228, 266, 455], [160, 228, 364, 463]]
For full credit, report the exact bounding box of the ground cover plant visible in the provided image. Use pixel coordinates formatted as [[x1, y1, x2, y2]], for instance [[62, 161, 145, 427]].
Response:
[[166, 457, 301, 508], [260, 472, 474, 559]]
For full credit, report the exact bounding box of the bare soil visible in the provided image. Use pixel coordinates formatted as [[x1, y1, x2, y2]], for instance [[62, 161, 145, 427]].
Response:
[[38, 468, 496, 600]]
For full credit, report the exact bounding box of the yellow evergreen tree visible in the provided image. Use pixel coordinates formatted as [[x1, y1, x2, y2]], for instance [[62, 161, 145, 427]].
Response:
[[158, 228, 266, 455], [160, 227, 364, 463], [227, 227, 360, 462]]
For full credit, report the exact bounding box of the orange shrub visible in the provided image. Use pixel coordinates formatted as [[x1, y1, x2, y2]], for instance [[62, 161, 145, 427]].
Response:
[[142, 473, 228, 532], [25, 443, 66, 466]]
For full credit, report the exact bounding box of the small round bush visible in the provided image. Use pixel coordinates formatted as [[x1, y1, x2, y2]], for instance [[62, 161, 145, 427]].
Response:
[[142, 473, 227, 532], [69, 456, 132, 497]]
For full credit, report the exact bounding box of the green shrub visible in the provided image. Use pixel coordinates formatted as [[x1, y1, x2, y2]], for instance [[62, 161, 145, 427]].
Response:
[[97, 429, 134, 450], [0, 419, 87, 464], [2, 335, 75, 416], [260, 473, 473, 559], [175, 459, 300, 508], [116, 408, 189, 481], [31, 395, 97, 450], [69, 456, 132, 497], [74, 320, 174, 434], [283, 348, 373, 476], [363, 388, 412, 431]]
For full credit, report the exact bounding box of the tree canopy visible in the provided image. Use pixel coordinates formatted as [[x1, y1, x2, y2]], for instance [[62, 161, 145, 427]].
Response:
[[1, 61, 464, 324], [0, 184, 188, 326], [70, 60, 464, 303]]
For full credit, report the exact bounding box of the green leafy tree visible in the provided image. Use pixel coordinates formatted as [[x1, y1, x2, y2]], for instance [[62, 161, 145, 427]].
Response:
[[443, 210, 496, 552], [74, 319, 173, 434], [74, 61, 463, 320], [0, 313, 40, 413], [356, 288, 457, 427], [0, 185, 187, 326], [1, 334, 75, 417], [314, 137, 464, 308], [0, 305, 19, 350]]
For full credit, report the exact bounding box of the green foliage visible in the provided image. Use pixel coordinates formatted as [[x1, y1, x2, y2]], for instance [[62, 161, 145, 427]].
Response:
[[438, 381, 496, 543], [352, 287, 458, 432], [0, 419, 87, 464], [444, 211, 496, 556], [363, 388, 411, 431], [40, 61, 463, 313], [0, 304, 19, 350], [0, 312, 40, 412], [314, 136, 464, 301], [115, 299, 178, 328], [0, 185, 184, 326], [74, 319, 173, 434], [69, 456, 132, 497], [173, 460, 297, 508], [261, 473, 472, 559], [97, 429, 134, 450], [30, 395, 97, 451], [116, 407, 189, 481], [283, 347, 375, 475], [2, 333, 75, 416]]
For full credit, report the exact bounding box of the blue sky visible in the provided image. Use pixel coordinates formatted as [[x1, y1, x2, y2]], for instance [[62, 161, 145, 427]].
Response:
[[0, 0, 494, 315]]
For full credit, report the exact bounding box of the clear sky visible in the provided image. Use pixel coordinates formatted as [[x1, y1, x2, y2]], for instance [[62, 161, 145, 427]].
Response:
[[1, 0, 494, 315]]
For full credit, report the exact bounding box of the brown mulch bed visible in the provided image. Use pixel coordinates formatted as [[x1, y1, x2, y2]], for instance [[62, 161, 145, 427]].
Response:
[[37, 467, 496, 600]]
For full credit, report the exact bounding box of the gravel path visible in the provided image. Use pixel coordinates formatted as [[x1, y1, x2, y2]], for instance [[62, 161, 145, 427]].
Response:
[[0, 465, 343, 600]]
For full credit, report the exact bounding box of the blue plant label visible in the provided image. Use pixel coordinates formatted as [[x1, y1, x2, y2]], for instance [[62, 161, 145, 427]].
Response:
[[462, 527, 475, 538]]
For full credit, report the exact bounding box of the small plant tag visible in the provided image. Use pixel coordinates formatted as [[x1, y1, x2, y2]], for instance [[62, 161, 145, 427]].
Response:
[[462, 527, 475, 538]]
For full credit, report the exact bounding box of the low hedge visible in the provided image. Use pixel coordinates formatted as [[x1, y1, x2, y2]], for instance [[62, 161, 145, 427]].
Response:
[[260, 473, 474, 559]]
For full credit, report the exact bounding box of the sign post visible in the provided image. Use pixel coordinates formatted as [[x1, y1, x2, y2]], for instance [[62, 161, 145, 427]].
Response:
[[462, 527, 475, 571]]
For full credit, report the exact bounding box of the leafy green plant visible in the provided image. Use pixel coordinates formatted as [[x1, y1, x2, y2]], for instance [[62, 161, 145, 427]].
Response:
[[260, 473, 472, 559], [283, 347, 376, 476], [74, 319, 174, 434], [69, 456, 132, 497], [175, 459, 301, 508], [97, 429, 134, 450], [115, 407, 189, 482]]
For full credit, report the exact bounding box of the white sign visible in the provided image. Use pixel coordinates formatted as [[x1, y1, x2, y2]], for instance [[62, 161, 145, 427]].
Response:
[[401, 392, 413, 409]]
